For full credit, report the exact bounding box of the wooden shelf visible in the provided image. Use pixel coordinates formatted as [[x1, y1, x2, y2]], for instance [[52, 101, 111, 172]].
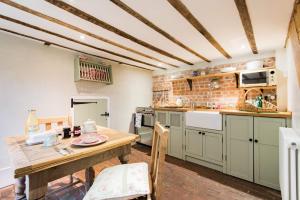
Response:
[[172, 72, 236, 82], [171, 67, 276, 82], [171, 67, 276, 91], [172, 72, 239, 90], [240, 86, 277, 90], [153, 89, 169, 92]]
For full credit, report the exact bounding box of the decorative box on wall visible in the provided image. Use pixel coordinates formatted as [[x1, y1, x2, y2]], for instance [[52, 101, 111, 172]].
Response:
[[74, 56, 113, 84]]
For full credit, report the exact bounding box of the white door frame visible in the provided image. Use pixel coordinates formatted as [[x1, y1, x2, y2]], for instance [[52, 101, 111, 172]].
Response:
[[70, 96, 110, 128]]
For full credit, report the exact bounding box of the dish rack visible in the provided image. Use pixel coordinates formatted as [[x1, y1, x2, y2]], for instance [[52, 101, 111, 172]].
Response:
[[74, 57, 113, 84], [237, 88, 277, 113]]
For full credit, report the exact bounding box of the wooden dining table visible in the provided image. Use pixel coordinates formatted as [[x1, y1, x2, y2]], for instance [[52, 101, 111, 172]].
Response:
[[5, 126, 139, 200]]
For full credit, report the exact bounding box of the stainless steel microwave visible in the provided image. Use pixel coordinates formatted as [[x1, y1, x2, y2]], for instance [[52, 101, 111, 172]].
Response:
[[239, 69, 277, 87]]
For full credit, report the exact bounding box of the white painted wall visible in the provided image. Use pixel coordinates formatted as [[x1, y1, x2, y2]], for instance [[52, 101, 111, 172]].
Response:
[[0, 32, 152, 187], [286, 41, 300, 131], [278, 21, 300, 131], [275, 49, 288, 112]]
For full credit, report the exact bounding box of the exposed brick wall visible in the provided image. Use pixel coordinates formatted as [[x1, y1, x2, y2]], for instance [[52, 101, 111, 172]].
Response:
[[153, 57, 277, 109]]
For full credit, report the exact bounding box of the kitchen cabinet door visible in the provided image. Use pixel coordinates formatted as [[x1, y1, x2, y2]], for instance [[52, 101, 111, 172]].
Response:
[[254, 117, 286, 190], [185, 129, 203, 158], [168, 112, 183, 159], [226, 115, 254, 181], [155, 111, 169, 126], [203, 132, 223, 165]]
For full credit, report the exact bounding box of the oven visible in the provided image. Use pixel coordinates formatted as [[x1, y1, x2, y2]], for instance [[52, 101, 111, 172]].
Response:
[[135, 107, 154, 146]]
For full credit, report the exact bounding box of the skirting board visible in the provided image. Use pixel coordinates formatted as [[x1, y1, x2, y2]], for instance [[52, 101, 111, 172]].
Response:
[[0, 167, 14, 188], [186, 156, 223, 172]]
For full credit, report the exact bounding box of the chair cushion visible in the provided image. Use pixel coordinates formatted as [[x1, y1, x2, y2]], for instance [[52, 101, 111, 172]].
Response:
[[83, 162, 150, 200]]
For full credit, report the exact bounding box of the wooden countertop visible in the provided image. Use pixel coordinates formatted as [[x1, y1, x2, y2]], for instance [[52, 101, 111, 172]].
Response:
[[154, 107, 292, 118], [154, 107, 188, 112], [219, 110, 292, 118]]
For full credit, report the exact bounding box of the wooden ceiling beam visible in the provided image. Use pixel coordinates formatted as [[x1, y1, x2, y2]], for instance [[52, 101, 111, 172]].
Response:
[[0, 14, 166, 70], [0, 0, 178, 68], [45, 0, 193, 65], [234, 0, 258, 54], [0, 28, 153, 71], [167, 0, 231, 59], [284, 0, 299, 47], [110, 0, 210, 62]]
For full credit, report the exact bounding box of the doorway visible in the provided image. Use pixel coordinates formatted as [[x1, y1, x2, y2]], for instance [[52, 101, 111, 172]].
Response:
[[71, 96, 110, 128]]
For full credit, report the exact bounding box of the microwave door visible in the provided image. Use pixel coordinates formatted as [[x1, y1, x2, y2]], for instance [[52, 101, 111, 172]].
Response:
[[242, 72, 267, 87]]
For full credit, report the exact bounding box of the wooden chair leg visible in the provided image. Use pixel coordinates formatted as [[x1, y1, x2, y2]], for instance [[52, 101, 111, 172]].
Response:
[[85, 167, 95, 192], [15, 176, 26, 200], [118, 154, 129, 164], [69, 174, 73, 184]]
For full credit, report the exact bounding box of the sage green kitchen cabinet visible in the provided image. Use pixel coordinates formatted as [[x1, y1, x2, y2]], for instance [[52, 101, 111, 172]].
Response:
[[226, 115, 289, 189], [226, 115, 254, 182], [155, 111, 184, 159], [169, 112, 184, 159], [185, 129, 223, 166], [185, 129, 203, 158], [155, 111, 168, 126], [254, 117, 286, 190], [203, 132, 223, 165]]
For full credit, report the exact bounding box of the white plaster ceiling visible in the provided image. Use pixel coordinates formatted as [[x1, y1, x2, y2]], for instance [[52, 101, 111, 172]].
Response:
[[0, 0, 295, 71]]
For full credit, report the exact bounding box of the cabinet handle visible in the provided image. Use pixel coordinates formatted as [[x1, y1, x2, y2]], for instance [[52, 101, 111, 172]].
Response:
[[254, 139, 258, 143], [198, 132, 202, 134], [165, 125, 170, 128], [202, 132, 205, 135], [249, 138, 253, 142]]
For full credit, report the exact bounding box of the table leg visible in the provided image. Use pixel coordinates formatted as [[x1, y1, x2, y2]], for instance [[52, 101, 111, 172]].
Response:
[[118, 154, 129, 164], [27, 172, 48, 200], [15, 176, 26, 200], [85, 167, 95, 191]]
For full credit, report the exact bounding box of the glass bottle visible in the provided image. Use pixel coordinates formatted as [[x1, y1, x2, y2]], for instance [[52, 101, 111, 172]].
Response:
[[26, 109, 39, 135]]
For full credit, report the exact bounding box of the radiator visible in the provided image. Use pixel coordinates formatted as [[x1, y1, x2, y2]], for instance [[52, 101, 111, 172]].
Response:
[[280, 128, 300, 200]]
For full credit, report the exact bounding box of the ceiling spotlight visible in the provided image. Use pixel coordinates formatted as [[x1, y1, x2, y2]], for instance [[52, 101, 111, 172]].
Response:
[[157, 62, 163, 67], [241, 44, 246, 49], [80, 35, 85, 40]]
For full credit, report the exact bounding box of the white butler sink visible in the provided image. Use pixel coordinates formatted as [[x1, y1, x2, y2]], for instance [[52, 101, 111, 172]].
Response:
[[186, 111, 222, 130]]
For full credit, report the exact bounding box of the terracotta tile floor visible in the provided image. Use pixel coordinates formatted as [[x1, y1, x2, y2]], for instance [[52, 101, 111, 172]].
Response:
[[0, 144, 281, 200]]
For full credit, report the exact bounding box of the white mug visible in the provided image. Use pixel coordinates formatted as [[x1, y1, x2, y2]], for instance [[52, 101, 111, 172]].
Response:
[[43, 132, 58, 147]]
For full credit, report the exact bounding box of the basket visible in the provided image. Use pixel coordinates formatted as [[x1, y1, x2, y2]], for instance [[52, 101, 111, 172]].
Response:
[[237, 88, 277, 113]]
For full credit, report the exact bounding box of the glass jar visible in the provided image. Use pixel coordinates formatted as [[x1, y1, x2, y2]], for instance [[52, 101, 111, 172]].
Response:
[[26, 109, 39, 135], [73, 126, 81, 137]]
